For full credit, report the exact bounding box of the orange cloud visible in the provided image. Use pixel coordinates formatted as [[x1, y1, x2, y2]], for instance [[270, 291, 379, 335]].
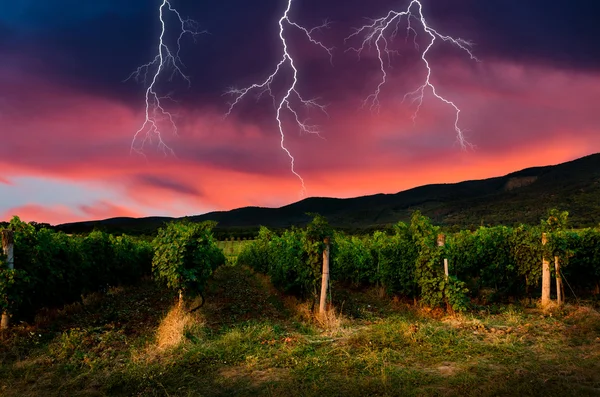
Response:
[[1, 60, 599, 224]]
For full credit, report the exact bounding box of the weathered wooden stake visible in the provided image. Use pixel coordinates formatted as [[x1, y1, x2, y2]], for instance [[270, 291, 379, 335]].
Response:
[[555, 256, 563, 306], [2, 230, 14, 271], [541, 233, 551, 307], [1, 230, 15, 330], [437, 234, 449, 278], [437, 233, 446, 248], [319, 237, 330, 316]]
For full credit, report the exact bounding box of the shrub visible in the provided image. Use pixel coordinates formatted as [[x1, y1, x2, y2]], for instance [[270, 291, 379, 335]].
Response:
[[152, 221, 225, 300]]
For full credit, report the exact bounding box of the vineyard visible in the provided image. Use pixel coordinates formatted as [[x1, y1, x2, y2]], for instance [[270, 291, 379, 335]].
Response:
[[1, 212, 600, 396], [238, 211, 600, 311], [0, 217, 225, 326], [2, 211, 600, 325], [216, 239, 253, 263]]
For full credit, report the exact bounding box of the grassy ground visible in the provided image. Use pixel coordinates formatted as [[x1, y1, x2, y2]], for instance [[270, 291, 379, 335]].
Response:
[[1, 264, 599, 396]]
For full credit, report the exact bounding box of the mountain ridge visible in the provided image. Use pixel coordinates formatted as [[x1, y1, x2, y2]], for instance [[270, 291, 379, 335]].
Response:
[[55, 153, 600, 235]]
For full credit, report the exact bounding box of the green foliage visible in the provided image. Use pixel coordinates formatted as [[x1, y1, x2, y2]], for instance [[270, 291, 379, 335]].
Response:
[[541, 209, 569, 233], [542, 209, 571, 266], [447, 226, 518, 298], [444, 276, 470, 312], [410, 212, 449, 307], [0, 252, 28, 314], [332, 232, 375, 286], [303, 214, 334, 292], [509, 225, 543, 289], [0, 216, 153, 321], [332, 224, 417, 296], [268, 228, 307, 295], [237, 215, 333, 300], [110, 234, 154, 284], [238, 210, 600, 310], [374, 223, 418, 296], [561, 228, 600, 291], [236, 227, 273, 274], [152, 221, 225, 297], [269, 215, 333, 299]]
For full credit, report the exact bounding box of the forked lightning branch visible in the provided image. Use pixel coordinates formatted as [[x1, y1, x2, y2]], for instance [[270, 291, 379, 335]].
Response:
[[225, 0, 334, 197], [128, 0, 205, 156], [345, 0, 479, 149]]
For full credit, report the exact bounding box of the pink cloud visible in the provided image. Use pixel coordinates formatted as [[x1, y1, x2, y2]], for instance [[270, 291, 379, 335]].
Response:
[[2, 204, 84, 225], [0, 60, 599, 223], [78, 201, 143, 221], [2, 201, 143, 225]]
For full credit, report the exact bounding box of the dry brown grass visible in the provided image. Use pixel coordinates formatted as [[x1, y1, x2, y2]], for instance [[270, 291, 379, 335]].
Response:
[[564, 304, 600, 321], [275, 291, 348, 334], [155, 304, 195, 350], [316, 305, 346, 332], [219, 366, 290, 387], [563, 305, 600, 342], [283, 296, 312, 321], [132, 303, 203, 364]]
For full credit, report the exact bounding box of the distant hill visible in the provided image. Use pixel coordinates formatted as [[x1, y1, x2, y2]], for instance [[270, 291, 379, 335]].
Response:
[[56, 153, 600, 235]]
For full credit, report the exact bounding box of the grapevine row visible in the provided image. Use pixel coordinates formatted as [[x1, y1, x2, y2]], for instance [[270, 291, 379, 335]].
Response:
[[238, 211, 600, 310]]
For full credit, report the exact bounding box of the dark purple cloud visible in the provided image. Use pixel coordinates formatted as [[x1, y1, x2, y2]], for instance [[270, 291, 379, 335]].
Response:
[[135, 174, 203, 197]]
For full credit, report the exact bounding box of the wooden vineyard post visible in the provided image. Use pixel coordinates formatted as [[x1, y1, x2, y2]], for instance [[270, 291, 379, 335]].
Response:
[[319, 237, 330, 316], [1, 229, 14, 329], [437, 234, 449, 278], [555, 256, 563, 306], [541, 233, 551, 308]]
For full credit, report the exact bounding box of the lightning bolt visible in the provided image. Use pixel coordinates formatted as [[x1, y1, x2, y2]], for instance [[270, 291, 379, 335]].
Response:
[[127, 0, 205, 156], [345, 0, 479, 149], [225, 0, 333, 196]]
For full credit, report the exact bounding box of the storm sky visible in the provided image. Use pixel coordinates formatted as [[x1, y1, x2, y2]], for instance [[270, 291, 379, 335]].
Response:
[[1, 0, 599, 224]]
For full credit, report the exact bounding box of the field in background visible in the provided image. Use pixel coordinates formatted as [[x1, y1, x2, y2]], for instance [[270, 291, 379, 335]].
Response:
[[216, 239, 254, 262]]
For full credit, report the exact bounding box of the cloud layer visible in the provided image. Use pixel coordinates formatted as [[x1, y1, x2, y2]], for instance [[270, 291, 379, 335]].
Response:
[[1, 0, 599, 223]]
